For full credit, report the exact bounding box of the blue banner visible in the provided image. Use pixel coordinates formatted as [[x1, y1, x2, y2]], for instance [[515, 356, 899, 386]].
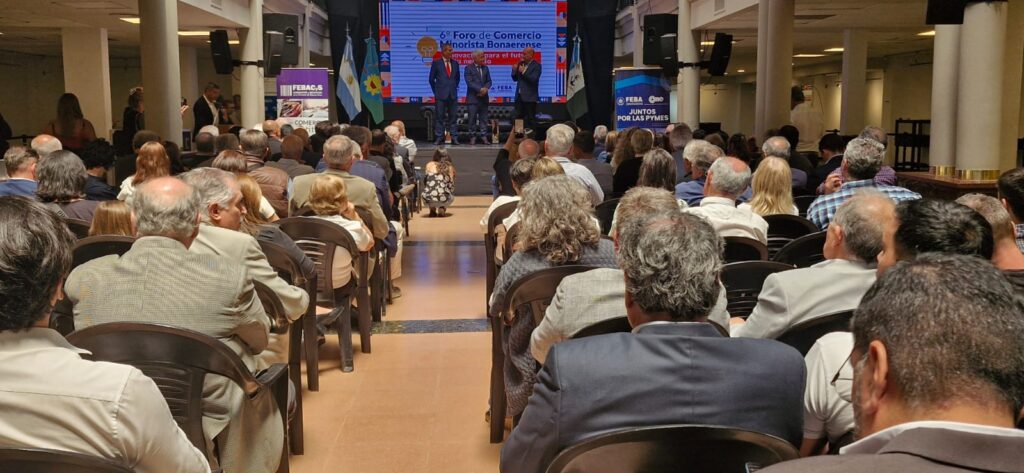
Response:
[[614, 68, 671, 132]]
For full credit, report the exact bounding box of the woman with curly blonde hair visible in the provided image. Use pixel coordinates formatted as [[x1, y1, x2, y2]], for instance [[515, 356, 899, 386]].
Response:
[[740, 156, 798, 216], [488, 175, 617, 419], [308, 174, 374, 288]]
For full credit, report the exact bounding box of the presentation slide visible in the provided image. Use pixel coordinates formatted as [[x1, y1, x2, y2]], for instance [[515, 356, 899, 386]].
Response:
[[379, 0, 568, 104]]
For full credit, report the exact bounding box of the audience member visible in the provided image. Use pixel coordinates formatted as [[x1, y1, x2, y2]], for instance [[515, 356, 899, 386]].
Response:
[[545, 124, 604, 205], [240, 129, 289, 217], [807, 138, 919, 229], [740, 157, 798, 216], [685, 157, 768, 244], [778, 124, 814, 176], [261, 120, 283, 155], [956, 193, 1024, 292], [726, 133, 756, 167], [612, 128, 654, 197], [163, 140, 185, 175], [290, 127, 321, 168], [494, 157, 565, 261], [763, 254, 1024, 472], [572, 130, 612, 194], [183, 132, 217, 169], [817, 126, 898, 192], [598, 130, 616, 163], [763, 136, 808, 190], [592, 125, 608, 157], [489, 175, 616, 419], [0, 111, 9, 156], [389, 120, 418, 160], [65, 176, 281, 473], [607, 148, 688, 236], [368, 129, 403, 192], [877, 198, 993, 276], [674, 139, 751, 206], [118, 141, 169, 204], [0, 147, 39, 197], [789, 86, 824, 159], [494, 132, 526, 197], [30, 133, 63, 156], [235, 173, 314, 279], [80, 139, 119, 200], [36, 150, 100, 222], [609, 127, 637, 170], [423, 148, 457, 217], [809, 133, 844, 192], [503, 208, 805, 473], [88, 200, 134, 236], [0, 196, 209, 473], [704, 131, 727, 152], [384, 125, 414, 181], [42, 93, 96, 152], [480, 158, 531, 231], [307, 174, 375, 288], [338, 126, 394, 220], [215, 132, 240, 155], [668, 123, 693, 183], [267, 134, 314, 178], [732, 192, 892, 339], [996, 167, 1024, 252]]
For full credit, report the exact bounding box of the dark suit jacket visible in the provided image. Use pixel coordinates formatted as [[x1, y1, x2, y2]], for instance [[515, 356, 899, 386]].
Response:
[[809, 154, 843, 193], [192, 97, 218, 135], [429, 58, 461, 101], [512, 61, 542, 103], [493, 149, 515, 197], [760, 426, 1024, 472], [464, 63, 492, 104], [500, 322, 806, 473]]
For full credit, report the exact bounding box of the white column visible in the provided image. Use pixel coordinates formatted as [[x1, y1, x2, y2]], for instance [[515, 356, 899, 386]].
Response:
[[928, 25, 961, 176], [999, 0, 1024, 171], [677, 0, 700, 126], [631, 6, 644, 68], [764, 0, 794, 131], [61, 27, 113, 140], [754, 0, 769, 140], [179, 46, 199, 134], [299, 3, 312, 67], [955, 1, 1007, 179], [239, 0, 266, 127], [840, 29, 867, 135], [138, 0, 182, 145]]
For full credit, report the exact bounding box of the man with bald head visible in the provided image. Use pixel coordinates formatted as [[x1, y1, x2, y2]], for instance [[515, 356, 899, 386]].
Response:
[[512, 46, 542, 131], [30, 133, 63, 156], [684, 156, 768, 243]]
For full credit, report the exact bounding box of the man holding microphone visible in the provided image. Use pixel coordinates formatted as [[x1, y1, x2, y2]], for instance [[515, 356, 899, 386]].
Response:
[[512, 46, 541, 132], [464, 50, 493, 145]]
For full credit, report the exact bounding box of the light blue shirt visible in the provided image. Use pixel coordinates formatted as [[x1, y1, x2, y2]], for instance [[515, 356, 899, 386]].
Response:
[[552, 156, 605, 205]]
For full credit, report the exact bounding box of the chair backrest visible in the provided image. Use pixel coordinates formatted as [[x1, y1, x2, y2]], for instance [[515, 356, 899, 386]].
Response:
[[504, 265, 598, 325], [503, 222, 521, 260], [571, 316, 632, 339], [546, 424, 799, 473], [775, 310, 854, 356], [66, 322, 266, 456], [772, 230, 827, 268], [254, 279, 289, 335], [764, 214, 818, 256], [594, 198, 620, 235], [276, 217, 362, 306], [72, 235, 136, 268], [65, 218, 92, 239], [723, 236, 769, 263], [488, 201, 520, 237], [720, 261, 795, 318], [257, 239, 309, 289], [292, 206, 316, 217], [0, 448, 133, 473], [794, 195, 817, 217]]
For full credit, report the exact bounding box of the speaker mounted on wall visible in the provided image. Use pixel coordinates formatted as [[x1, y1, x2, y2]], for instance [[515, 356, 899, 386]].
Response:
[[926, 0, 966, 25], [263, 31, 284, 78], [643, 14, 678, 67], [706, 32, 733, 77], [263, 13, 300, 66], [209, 30, 234, 75]]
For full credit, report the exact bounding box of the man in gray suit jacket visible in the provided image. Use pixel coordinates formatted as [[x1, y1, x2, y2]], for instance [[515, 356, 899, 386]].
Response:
[[65, 177, 284, 473], [502, 206, 806, 473], [761, 254, 1024, 472]]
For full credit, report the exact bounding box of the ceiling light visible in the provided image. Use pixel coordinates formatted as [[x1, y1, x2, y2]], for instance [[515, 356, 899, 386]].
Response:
[[918, 30, 936, 36], [736, 69, 745, 73], [204, 40, 240, 44], [824, 47, 844, 53], [177, 31, 210, 36], [794, 54, 826, 58], [120, 17, 140, 24], [700, 40, 738, 46]]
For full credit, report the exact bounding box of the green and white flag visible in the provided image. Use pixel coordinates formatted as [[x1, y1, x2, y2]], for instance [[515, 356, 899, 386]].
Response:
[[566, 35, 587, 120]]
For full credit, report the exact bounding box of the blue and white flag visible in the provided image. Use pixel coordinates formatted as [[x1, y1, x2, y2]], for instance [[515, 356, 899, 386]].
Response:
[[337, 30, 362, 121]]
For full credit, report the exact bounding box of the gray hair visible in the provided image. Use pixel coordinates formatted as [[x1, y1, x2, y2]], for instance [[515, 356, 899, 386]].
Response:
[[518, 139, 541, 160], [323, 135, 359, 169], [853, 253, 1024, 415], [545, 124, 575, 157], [593, 125, 608, 143], [616, 187, 680, 238], [131, 178, 201, 240], [669, 123, 693, 151], [832, 190, 890, 262], [35, 150, 86, 202], [384, 125, 401, 142], [30, 134, 63, 155], [178, 168, 236, 224], [240, 129, 269, 156], [3, 147, 39, 176], [859, 126, 888, 149], [761, 136, 791, 159], [618, 211, 723, 321], [707, 157, 751, 198], [518, 175, 600, 264], [682, 139, 723, 175], [843, 137, 884, 180], [472, 49, 485, 58], [956, 193, 1015, 243]]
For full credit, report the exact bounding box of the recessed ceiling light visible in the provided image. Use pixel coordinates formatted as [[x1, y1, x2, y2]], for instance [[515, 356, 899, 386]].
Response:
[[918, 30, 936, 36], [178, 31, 210, 36], [824, 47, 844, 53], [204, 40, 239, 44], [700, 40, 738, 46], [736, 69, 745, 73], [120, 17, 140, 24], [794, 54, 826, 58]]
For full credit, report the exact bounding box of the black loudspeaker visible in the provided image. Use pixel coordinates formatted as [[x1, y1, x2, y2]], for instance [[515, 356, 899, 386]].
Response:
[[659, 34, 679, 78], [926, 0, 965, 25], [210, 30, 234, 75], [643, 14, 677, 66], [264, 13, 299, 66], [707, 33, 733, 77], [264, 31, 284, 78]]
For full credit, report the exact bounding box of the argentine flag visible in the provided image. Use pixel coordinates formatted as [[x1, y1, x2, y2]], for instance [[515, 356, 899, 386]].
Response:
[[567, 35, 587, 121], [337, 31, 362, 121]]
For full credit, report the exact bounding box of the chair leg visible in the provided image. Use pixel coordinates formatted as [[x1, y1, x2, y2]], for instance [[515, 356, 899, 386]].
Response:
[[286, 323, 304, 455], [357, 283, 373, 354], [489, 316, 507, 443], [302, 311, 319, 392], [370, 256, 384, 322], [289, 383, 304, 456], [333, 303, 355, 372]]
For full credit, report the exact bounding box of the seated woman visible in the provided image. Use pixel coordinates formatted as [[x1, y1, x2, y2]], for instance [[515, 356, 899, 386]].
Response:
[[607, 148, 688, 237], [36, 150, 100, 223], [117, 141, 169, 204], [211, 150, 279, 222], [739, 156, 799, 216], [423, 148, 457, 217], [612, 128, 653, 197], [42, 93, 97, 153], [236, 173, 315, 280], [88, 200, 134, 237], [307, 174, 374, 289], [496, 157, 566, 261], [488, 175, 617, 419]]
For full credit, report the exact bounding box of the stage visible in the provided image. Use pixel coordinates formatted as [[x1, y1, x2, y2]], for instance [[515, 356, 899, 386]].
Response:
[[412, 142, 502, 196]]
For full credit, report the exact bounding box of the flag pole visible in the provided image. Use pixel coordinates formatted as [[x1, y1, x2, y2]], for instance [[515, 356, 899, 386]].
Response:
[[367, 25, 374, 127]]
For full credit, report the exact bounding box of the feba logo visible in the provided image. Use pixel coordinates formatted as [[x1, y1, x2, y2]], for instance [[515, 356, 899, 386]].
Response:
[[617, 97, 625, 106], [648, 95, 665, 104]]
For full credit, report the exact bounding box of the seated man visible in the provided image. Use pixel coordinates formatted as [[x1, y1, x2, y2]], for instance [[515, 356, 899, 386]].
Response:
[[763, 254, 1024, 471], [502, 210, 805, 473], [956, 193, 1024, 289], [30, 133, 63, 156], [815, 126, 898, 195], [240, 129, 289, 217], [807, 137, 919, 229], [0, 147, 39, 197], [762, 136, 808, 190], [530, 187, 730, 363], [684, 156, 769, 244], [731, 191, 892, 339], [0, 197, 209, 473], [65, 177, 282, 473]]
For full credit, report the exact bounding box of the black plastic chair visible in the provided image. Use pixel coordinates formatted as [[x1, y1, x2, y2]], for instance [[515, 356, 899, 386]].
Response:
[[720, 261, 795, 318], [354, 206, 390, 322], [277, 217, 371, 373], [571, 316, 632, 339], [0, 448, 133, 473], [65, 218, 92, 239], [258, 240, 320, 393], [764, 214, 818, 257], [484, 200, 519, 314], [772, 231, 827, 268], [503, 222, 522, 262], [794, 195, 817, 217], [66, 323, 291, 473], [51, 236, 137, 336], [594, 198, 620, 235], [775, 310, 854, 356], [723, 236, 769, 263], [546, 424, 799, 473]]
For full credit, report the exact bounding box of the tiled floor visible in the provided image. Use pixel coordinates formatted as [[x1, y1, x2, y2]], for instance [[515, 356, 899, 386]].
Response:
[[290, 196, 502, 473]]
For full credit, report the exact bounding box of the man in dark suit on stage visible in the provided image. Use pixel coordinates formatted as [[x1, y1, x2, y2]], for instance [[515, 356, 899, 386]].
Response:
[[500, 207, 806, 473], [193, 82, 221, 136], [512, 46, 541, 131], [429, 43, 461, 146], [464, 50, 492, 145]]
